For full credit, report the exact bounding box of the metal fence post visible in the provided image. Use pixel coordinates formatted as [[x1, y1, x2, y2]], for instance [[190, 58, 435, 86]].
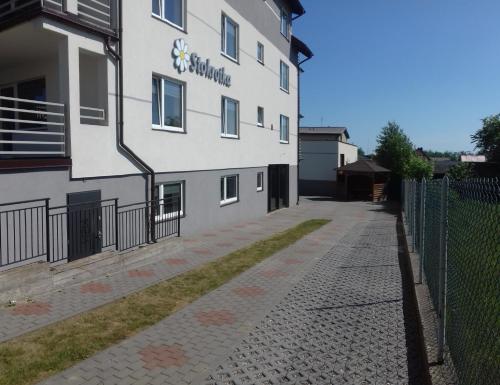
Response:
[[412, 180, 417, 252], [45, 198, 50, 262], [177, 196, 181, 237], [437, 177, 449, 362], [418, 178, 426, 284], [114, 198, 119, 251]]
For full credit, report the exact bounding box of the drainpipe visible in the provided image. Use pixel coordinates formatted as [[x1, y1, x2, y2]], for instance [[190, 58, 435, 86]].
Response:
[[296, 56, 312, 205], [105, 0, 156, 243]]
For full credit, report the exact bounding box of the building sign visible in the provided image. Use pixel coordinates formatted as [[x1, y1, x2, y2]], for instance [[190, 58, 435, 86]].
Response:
[[173, 39, 231, 87]]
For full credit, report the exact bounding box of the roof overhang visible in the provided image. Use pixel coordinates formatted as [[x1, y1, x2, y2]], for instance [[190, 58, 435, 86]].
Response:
[[286, 0, 305, 16], [292, 35, 313, 59]]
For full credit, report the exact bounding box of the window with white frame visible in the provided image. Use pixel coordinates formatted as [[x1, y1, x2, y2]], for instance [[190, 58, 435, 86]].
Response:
[[152, 0, 184, 29], [221, 14, 239, 61], [220, 175, 239, 205], [280, 8, 290, 38], [257, 172, 264, 192], [257, 42, 264, 64], [280, 115, 289, 143], [280, 61, 289, 92], [154, 182, 184, 220], [221, 96, 239, 138], [152, 76, 184, 132], [257, 106, 264, 127]]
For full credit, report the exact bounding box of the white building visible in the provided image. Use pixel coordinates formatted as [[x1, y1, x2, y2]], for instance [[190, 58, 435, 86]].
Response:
[[0, 0, 312, 266], [299, 127, 358, 196]]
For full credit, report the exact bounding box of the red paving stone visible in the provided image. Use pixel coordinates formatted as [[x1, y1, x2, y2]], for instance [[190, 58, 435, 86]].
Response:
[[195, 310, 236, 326], [283, 258, 305, 265], [128, 269, 155, 278], [232, 286, 266, 298], [11, 302, 52, 316], [165, 258, 188, 266], [139, 344, 189, 370], [80, 282, 112, 294], [260, 269, 290, 278]]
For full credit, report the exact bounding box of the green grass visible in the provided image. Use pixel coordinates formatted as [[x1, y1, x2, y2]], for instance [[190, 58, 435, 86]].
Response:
[[0, 219, 330, 385]]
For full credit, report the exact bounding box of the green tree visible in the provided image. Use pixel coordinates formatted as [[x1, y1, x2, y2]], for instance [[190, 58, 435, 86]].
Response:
[[447, 162, 473, 180], [375, 121, 414, 178], [357, 147, 366, 158], [407, 154, 433, 179], [471, 114, 500, 162]]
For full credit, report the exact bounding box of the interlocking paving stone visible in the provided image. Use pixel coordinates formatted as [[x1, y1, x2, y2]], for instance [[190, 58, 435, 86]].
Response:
[[0, 199, 351, 343], [36, 201, 429, 385]]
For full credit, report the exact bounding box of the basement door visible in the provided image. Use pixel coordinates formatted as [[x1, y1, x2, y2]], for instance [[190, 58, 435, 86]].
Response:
[[67, 190, 102, 262], [268, 164, 289, 212]]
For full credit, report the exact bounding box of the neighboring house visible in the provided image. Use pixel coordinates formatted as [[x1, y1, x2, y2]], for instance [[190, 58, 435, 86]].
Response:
[[0, 0, 312, 268], [432, 159, 458, 178], [460, 155, 486, 163], [298, 127, 358, 196]]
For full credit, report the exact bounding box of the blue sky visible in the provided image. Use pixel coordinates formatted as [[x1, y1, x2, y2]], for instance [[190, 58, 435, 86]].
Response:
[[294, 0, 500, 153]]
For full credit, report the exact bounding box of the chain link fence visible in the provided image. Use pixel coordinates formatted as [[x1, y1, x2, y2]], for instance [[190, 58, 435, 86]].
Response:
[[402, 177, 499, 385]]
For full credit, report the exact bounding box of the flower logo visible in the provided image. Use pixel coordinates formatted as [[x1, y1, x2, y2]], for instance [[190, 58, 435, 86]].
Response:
[[173, 39, 190, 73]]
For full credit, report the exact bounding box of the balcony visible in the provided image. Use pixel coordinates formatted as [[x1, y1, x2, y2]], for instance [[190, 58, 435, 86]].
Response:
[[0, 95, 66, 159], [0, 0, 115, 35]]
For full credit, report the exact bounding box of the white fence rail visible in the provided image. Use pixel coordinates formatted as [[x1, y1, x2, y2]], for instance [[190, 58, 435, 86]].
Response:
[[77, 0, 112, 30], [80, 105, 106, 123], [0, 96, 65, 157]]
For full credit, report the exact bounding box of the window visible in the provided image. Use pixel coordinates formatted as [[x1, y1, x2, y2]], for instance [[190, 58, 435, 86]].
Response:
[[280, 61, 289, 92], [152, 76, 184, 132], [257, 106, 264, 127], [221, 97, 239, 138], [221, 14, 239, 61], [154, 182, 184, 220], [280, 8, 290, 38], [257, 172, 264, 192], [220, 175, 239, 205], [340, 154, 345, 167], [280, 115, 289, 143], [257, 42, 264, 64], [152, 0, 184, 29]]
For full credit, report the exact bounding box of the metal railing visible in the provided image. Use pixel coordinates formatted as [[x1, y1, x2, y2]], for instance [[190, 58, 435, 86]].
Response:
[[77, 0, 112, 30], [402, 177, 499, 385], [0, 195, 181, 268], [80, 106, 106, 124], [0, 0, 114, 31], [0, 95, 66, 157], [118, 198, 181, 252]]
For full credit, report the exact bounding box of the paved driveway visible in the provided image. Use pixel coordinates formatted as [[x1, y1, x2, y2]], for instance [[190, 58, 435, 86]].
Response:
[[37, 199, 429, 385]]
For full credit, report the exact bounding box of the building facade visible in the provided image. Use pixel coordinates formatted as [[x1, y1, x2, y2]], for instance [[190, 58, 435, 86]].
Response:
[[299, 127, 358, 196], [0, 0, 311, 267]]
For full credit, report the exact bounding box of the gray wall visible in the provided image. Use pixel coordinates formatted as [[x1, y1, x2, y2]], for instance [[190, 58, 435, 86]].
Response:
[[0, 164, 298, 237], [224, 0, 292, 59], [0, 169, 146, 207]]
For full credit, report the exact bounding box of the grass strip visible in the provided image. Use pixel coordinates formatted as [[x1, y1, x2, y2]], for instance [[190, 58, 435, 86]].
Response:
[[0, 219, 330, 385]]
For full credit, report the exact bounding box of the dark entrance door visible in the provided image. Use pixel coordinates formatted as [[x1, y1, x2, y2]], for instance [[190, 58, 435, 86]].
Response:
[[67, 190, 102, 262], [268, 164, 289, 212]]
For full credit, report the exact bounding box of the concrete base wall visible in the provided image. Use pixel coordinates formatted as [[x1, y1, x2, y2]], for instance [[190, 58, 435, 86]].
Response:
[[0, 165, 298, 238], [299, 179, 336, 197]]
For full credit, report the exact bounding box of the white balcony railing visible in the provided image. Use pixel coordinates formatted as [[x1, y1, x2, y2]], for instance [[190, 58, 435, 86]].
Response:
[[80, 105, 106, 124], [0, 0, 63, 19], [0, 96, 66, 157], [77, 0, 112, 30]]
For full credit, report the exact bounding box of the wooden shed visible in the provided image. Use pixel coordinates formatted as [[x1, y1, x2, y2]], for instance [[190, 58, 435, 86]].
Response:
[[337, 160, 391, 201]]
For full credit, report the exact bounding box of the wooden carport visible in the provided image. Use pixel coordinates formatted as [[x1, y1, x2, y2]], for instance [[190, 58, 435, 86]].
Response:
[[337, 160, 391, 201]]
